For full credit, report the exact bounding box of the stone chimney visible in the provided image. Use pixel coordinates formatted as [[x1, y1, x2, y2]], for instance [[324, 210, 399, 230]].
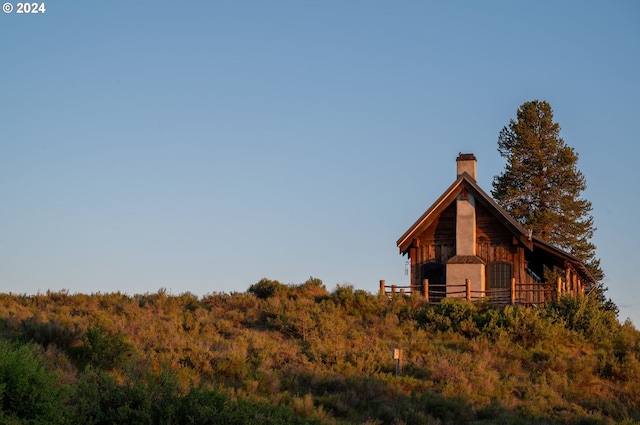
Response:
[[447, 153, 485, 297], [456, 153, 477, 180]]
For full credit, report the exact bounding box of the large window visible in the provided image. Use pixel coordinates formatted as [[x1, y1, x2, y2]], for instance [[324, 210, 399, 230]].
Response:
[[488, 261, 512, 290]]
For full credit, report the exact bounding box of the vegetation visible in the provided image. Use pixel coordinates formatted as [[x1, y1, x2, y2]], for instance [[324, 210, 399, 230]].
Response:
[[0, 280, 638, 424], [491, 100, 604, 288]]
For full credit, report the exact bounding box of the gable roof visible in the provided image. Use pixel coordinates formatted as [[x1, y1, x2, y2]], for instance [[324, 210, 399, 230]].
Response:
[[397, 172, 533, 253], [396, 172, 595, 283]]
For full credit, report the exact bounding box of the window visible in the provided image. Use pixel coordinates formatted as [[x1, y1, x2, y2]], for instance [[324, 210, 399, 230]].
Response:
[[488, 262, 512, 290]]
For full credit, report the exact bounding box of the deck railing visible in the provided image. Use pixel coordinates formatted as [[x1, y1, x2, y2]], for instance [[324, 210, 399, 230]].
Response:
[[379, 278, 560, 307]]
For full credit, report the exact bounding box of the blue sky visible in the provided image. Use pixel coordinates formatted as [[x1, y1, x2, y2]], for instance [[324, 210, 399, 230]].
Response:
[[2, 1, 639, 324]]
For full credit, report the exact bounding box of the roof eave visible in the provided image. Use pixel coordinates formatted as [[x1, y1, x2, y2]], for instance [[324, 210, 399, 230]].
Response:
[[397, 172, 536, 253], [531, 236, 596, 283], [396, 175, 467, 253]]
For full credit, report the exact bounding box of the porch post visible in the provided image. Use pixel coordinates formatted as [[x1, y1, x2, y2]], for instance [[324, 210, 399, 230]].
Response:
[[409, 245, 418, 290], [465, 279, 471, 301], [423, 279, 429, 303]]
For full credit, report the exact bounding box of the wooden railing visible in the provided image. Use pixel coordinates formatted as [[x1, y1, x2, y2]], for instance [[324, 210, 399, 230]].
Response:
[[379, 278, 560, 307]]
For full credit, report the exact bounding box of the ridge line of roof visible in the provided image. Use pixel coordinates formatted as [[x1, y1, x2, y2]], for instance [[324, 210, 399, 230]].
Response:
[[396, 172, 595, 284], [396, 174, 467, 250], [397, 173, 532, 252]]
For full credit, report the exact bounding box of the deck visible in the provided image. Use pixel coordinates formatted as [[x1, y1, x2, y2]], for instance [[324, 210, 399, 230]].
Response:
[[379, 278, 579, 307]]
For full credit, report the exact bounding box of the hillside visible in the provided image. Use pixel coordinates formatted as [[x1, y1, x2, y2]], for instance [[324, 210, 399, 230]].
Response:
[[1, 278, 639, 424]]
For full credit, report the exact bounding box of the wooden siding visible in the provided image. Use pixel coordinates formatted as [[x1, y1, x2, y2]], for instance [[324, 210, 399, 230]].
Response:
[[475, 200, 513, 243], [398, 173, 591, 304], [415, 202, 456, 246], [409, 198, 532, 288], [414, 202, 456, 261], [409, 203, 456, 288], [475, 201, 527, 285]]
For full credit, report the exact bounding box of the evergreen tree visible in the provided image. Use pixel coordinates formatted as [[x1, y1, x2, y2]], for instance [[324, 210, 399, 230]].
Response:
[[491, 100, 605, 290]]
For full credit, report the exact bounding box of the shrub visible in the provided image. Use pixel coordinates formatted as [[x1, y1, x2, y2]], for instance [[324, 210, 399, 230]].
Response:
[[73, 327, 136, 370], [545, 295, 619, 346], [416, 298, 477, 334], [503, 306, 548, 348], [249, 278, 287, 299], [71, 367, 153, 424], [0, 340, 69, 425], [20, 318, 82, 351], [295, 277, 328, 299]]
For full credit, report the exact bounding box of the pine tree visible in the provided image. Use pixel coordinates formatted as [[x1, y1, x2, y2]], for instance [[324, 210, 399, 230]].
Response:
[[491, 100, 605, 289]]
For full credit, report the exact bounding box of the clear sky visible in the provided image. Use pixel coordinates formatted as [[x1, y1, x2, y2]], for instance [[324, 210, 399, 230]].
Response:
[[2, 1, 639, 324]]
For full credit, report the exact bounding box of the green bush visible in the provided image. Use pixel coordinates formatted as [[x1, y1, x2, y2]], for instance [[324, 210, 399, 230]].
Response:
[[545, 295, 619, 346], [73, 327, 136, 370], [416, 298, 478, 335], [71, 367, 154, 425], [0, 340, 69, 425]]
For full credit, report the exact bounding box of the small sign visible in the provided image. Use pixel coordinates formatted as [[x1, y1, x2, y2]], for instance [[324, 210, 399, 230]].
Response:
[[392, 348, 400, 360]]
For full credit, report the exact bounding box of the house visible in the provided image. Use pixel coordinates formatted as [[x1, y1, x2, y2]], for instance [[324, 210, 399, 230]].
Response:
[[395, 153, 593, 305]]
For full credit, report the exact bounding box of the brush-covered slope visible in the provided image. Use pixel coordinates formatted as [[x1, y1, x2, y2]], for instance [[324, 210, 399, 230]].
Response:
[[0, 278, 639, 424]]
